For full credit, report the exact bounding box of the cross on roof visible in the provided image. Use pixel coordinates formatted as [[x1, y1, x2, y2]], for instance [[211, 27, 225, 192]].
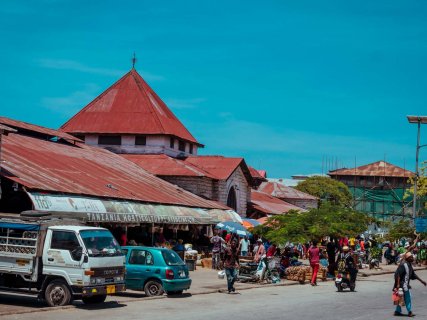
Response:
[[132, 52, 137, 69]]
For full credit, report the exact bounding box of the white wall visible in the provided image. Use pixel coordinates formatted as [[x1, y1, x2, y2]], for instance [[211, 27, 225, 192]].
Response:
[[81, 134, 198, 157]]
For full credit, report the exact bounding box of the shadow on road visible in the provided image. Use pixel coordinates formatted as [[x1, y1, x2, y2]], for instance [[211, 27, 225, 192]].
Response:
[[74, 301, 127, 310], [116, 291, 146, 298], [166, 293, 192, 299]]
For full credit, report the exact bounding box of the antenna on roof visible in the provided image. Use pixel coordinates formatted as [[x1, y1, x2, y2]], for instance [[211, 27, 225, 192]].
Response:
[[131, 52, 137, 69]]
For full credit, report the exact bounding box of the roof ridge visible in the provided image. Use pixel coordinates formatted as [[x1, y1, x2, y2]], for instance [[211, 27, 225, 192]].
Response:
[[130, 70, 167, 134]]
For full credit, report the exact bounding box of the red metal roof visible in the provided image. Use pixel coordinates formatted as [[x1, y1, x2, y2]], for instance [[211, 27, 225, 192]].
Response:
[[258, 181, 318, 200], [0, 116, 80, 142], [60, 69, 202, 146], [248, 166, 267, 181], [121, 154, 253, 183], [185, 156, 252, 181], [121, 154, 210, 177], [250, 190, 305, 215], [328, 161, 413, 178], [1, 133, 226, 209]]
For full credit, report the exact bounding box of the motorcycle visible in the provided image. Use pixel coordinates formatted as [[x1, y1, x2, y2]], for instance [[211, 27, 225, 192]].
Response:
[[368, 257, 380, 269], [237, 256, 280, 283], [335, 271, 355, 292]]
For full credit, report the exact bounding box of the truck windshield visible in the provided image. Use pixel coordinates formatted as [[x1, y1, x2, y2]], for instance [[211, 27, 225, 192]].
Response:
[[80, 230, 122, 257]]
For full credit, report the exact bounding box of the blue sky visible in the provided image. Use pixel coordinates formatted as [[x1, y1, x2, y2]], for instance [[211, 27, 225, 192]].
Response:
[[1, 0, 426, 177]]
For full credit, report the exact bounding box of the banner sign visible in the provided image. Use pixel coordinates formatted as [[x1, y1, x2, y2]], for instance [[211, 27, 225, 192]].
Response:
[[27, 193, 240, 224]]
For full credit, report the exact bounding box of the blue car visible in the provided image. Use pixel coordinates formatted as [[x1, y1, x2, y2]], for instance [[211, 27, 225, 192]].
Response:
[[121, 246, 191, 296]]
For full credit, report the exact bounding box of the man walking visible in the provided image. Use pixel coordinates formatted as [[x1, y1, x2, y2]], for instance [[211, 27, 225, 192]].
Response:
[[223, 238, 240, 293], [211, 230, 225, 270], [393, 252, 426, 317]]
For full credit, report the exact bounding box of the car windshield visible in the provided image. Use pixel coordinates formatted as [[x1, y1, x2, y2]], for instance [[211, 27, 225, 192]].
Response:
[[162, 250, 185, 266], [80, 230, 122, 257]]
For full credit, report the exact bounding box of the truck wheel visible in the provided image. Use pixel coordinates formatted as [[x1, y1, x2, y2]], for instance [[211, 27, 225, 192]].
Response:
[[82, 295, 107, 304], [45, 280, 72, 307], [144, 280, 164, 296]]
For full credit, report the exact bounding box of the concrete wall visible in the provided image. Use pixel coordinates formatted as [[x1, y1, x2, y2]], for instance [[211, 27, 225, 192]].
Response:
[[81, 134, 198, 157]]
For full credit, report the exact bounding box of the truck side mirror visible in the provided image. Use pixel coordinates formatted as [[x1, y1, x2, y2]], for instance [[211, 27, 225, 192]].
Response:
[[71, 246, 83, 261]]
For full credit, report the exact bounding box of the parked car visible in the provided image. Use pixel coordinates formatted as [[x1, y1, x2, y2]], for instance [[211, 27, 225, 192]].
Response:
[[121, 246, 191, 296]]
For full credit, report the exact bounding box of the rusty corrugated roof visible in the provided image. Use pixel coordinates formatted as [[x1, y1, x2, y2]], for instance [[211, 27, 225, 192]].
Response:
[[1, 132, 226, 209], [121, 154, 254, 184], [185, 156, 252, 182], [0, 116, 80, 142], [121, 154, 211, 177], [60, 69, 202, 146], [250, 190, 305, 215], [248, 166, 266, 180], [328, 161, 413, 178], [258, 181, 318, 200]]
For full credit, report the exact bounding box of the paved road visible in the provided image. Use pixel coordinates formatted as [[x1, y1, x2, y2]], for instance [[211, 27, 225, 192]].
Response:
[[4, 270, 427, 320]]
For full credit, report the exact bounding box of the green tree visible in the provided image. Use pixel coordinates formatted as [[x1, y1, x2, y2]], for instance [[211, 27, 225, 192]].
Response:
[[251, 204, 371, 244], [295, 176, 352, 207], [385, 219, 415, 241]]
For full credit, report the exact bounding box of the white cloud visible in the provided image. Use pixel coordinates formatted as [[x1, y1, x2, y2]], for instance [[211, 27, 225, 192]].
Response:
[[196, 118, 413, 165], [36, 59, 125, 77], [41, 83, 100, 116], [35, 58, 165, 81], [165, 98, 206, 109]]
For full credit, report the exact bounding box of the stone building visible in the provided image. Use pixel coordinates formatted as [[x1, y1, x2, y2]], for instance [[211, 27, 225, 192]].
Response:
[[61, 68, 255, 216], [122, 154, 254, 216]]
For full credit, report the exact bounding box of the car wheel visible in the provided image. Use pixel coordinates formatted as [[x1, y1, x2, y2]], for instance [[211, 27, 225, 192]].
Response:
[[45, 280, 72, 307], [144, 280, 164, 296], [166, 290, 183, 295], [82, 295, 107, 304]]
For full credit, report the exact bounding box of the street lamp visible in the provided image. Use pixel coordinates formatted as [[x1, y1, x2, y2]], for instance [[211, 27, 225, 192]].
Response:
[[407, 115, 427, 220]]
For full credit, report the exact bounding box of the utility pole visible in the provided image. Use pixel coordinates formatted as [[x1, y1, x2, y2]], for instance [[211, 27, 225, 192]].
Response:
[[407, 116, 427, 221]]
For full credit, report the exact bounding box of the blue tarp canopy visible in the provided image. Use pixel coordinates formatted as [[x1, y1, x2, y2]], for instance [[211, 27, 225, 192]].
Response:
[[0, 222, 40, 231]]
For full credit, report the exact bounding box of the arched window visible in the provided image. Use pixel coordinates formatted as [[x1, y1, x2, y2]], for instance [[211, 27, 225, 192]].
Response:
[[227, 186, 237, 211]]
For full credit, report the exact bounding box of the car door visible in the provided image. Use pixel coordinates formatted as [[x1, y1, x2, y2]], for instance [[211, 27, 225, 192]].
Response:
[[125, 249, 149, 289], [143, 250, 159, 277]]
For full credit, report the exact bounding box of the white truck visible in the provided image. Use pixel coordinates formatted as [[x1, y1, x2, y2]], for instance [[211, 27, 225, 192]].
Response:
[[0, 215, 125, 306]]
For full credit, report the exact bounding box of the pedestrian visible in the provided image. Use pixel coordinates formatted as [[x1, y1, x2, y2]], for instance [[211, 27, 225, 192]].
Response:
[[393, 252, 426, 317], [326, 238, 337, 277], [254, 238, 265, 263], [308, 240, 320, 286], [210, 230, 225, 270], [239, 235, 250, 257], [266, 243, 277, 258], [223, 238, 240, 293]]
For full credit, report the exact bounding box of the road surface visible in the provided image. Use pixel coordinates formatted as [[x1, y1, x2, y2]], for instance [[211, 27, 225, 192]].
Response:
[[3, 270, 427, 320]]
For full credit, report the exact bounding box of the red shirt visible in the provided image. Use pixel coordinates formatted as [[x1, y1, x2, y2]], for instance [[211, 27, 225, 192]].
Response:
[[308, 246, 320, 264]]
